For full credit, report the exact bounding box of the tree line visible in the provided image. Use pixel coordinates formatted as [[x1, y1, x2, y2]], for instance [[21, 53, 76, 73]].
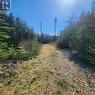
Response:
[[0, 12, 40, 62], [0, 11, 56, 62], [57, 9, 95, 64], [37, 33, 56, 44]]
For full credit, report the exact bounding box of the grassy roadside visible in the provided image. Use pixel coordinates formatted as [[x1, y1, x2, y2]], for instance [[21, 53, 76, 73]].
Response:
[[0, 44, 69, 95]]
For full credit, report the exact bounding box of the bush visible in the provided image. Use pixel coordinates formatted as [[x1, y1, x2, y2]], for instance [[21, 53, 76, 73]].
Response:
[[0, 51, 9, 61], [0, 43, 41, 61]]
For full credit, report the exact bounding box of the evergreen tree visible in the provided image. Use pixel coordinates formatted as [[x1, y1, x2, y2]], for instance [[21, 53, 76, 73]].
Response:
[[58, 12, 95, 64], [0, 12, 14, 49], [0, 12, 40, 61]]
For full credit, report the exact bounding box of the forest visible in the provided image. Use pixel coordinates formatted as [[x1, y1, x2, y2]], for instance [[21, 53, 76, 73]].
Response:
[[57, 11, 95, 64], [0, 0, 95, 95], [1, 10, 95, 65], [0, 12, 55, 62], [0, 12, 40, 61]]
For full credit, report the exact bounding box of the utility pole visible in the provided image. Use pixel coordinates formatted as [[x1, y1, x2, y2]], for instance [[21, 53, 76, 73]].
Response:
[[40, 22, 42, 34], [54, 17, 57, 40], [40, 22, 43, 42]]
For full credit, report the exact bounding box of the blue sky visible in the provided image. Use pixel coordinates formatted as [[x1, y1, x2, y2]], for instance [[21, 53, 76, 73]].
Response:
[[11, 0, 93, 35]]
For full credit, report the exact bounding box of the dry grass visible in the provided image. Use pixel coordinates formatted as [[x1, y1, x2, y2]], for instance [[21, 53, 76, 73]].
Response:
[[0, 44, 69, 95]]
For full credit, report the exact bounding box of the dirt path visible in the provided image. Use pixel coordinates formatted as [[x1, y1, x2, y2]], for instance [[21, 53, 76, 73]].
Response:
[[0, 44, 95, 95], [34, 44, 95, 95]]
